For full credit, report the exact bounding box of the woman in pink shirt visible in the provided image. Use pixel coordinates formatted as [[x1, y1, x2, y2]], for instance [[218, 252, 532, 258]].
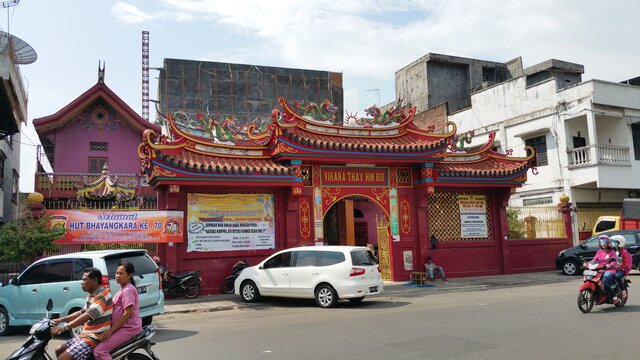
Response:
[[94, 260, 143, 360]]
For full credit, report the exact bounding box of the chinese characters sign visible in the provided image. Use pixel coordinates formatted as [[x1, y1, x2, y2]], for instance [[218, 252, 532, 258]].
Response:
[[187, 193, 275, 252], [320, 166, 388, 187]]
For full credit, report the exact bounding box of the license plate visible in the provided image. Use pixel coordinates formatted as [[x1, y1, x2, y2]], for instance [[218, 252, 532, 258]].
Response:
[[137, 286, 147, 294], [583, 270, 597, 276], [369, 286, 378, 293]]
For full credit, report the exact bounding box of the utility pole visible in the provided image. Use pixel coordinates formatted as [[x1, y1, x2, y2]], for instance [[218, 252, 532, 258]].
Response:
[[142, 31, 150, 121]]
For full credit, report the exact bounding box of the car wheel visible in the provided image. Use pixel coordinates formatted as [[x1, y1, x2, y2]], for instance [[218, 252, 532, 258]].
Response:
[[348, 297, 365, 304], [315, 284, 338, 308], [0, 307, 10, 336], [562, 260, 579, 276], [141, 316, 153, 327], [240, 281, 260, 303]]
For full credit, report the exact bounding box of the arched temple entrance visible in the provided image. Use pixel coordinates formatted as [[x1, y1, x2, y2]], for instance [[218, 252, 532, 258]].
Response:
[[322, 195, 393, 280]]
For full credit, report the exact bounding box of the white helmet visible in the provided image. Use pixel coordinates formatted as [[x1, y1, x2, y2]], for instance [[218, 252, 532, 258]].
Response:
[[610, 235, 626, 248]]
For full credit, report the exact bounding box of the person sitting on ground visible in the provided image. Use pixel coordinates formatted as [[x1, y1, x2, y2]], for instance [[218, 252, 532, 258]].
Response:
[[93, 260, 142, 360], [424, 256, 447, 281], [50, 267, 113, 360]]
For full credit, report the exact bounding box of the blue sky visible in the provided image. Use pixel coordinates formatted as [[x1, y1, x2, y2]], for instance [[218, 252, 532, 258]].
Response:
[[7, 0, 640, 192]]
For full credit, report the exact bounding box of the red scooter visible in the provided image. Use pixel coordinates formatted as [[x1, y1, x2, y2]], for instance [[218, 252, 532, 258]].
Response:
[[577, 259, 630, 313]]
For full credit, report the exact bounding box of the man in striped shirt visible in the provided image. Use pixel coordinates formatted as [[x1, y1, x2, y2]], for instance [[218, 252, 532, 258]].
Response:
[[51, 267, 113, 360]]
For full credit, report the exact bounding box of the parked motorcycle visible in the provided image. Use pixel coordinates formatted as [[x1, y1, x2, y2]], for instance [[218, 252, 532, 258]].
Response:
[[221, 260, 249, 294], [577, 259, 630, 313], [7, 299, 159, 360], [161, 268, 203, 299]]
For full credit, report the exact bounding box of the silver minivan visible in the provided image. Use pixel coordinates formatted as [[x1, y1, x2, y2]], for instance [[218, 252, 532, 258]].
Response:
[[0, 249, 164, 336]]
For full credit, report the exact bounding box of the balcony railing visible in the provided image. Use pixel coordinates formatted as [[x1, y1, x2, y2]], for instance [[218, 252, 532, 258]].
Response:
[[567, 145, 631, 168], [34, 172, 155, 199]]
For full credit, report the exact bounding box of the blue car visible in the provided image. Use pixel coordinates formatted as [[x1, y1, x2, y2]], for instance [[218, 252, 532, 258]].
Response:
[[0, 250, 164, 336]]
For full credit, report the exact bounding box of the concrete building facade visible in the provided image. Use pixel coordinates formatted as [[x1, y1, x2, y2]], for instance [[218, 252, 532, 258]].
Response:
[[395, 53, 640, 236], [0, 31, 36, 222], [158, 59, 344, 128]]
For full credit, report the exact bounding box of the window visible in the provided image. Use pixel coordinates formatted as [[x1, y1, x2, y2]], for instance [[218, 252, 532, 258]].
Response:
[[74, 258, 94, 280], [522, 197, 553, 206], [45, 260, 73, 283], [350, 250, 376, 266], [19, 263, 47, 285], [264, 252, 292, 269], [88, 157, 108, 173], [105, 253, 157, 278], [633, 124, 640, 161], [11, 170, 18, 203], [294, 251, 317, 267], [594, 220, 616, 234], [90, 142, 108, 152], [0, 151, 5, 187], [318, 251, 345, 266], [525, 135, 548, 166]]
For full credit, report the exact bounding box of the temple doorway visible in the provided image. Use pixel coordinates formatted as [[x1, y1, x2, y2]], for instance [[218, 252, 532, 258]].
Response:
[[323, 196, 383, 247], [322, 195, 391, 279]]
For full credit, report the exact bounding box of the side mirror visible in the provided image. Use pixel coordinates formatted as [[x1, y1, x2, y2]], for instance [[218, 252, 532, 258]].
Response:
[[579, 244, 587, 250], [258, 265, 264, 270], [46, 298, 53, 312], [8, 278, 16, 286]]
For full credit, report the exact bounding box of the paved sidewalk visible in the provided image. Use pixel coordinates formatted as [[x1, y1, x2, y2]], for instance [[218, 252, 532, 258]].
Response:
[[161, 271, 574, 315]]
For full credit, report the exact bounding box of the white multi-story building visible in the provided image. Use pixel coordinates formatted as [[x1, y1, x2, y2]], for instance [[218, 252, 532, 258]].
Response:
[[448, 62, 640, 208], [395, 53, 640, 235]]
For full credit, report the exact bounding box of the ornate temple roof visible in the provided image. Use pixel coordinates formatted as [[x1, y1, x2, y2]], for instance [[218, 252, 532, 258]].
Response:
[[435, 132, 533, 185], [138, 97, 533, 187]]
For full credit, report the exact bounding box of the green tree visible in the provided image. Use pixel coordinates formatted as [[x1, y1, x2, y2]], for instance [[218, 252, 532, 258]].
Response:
[[0, 214, 64, 264], [507, 208, 526, 239]]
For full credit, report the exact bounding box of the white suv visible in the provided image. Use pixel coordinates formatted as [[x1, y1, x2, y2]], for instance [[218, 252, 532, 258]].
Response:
[[234, 246, 383, 308], [0, 249, 164, 336]]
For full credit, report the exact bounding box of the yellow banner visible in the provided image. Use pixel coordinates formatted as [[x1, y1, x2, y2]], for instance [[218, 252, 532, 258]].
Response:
[[187, 193, 275, 252]]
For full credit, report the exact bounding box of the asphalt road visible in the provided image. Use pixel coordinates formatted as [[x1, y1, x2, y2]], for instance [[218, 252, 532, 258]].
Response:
[[1, 277, 637, 360]]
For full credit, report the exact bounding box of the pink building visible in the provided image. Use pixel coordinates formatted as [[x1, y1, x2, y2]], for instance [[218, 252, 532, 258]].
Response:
[[33, 70, 160, 205]]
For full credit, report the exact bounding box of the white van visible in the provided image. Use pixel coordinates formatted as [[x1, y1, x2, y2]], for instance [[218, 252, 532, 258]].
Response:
[[234, 246, 383, 308]]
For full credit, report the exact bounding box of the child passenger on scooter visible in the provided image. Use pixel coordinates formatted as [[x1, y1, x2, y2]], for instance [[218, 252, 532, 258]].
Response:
[[93, 260, 142, 360], [610, 235, 632, 301]]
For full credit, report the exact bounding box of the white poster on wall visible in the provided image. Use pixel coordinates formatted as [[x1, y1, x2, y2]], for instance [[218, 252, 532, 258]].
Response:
[[458, 194, 488, 238]]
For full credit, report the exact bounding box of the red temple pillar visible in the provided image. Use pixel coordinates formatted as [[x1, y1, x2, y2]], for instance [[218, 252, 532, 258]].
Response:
[[557, 195, 574, 242]]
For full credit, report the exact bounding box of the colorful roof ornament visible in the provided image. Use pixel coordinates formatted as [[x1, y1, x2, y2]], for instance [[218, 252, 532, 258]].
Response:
[[138, 97, 533, 187], [75, 164, 137, 204]]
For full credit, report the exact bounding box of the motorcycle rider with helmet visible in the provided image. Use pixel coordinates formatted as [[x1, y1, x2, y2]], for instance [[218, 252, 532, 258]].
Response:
[[591, 235, 618, 302], [610, 235, 632, 301]]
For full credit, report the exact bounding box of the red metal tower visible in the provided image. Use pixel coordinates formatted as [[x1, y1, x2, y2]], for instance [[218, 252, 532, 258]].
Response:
[[141, 30, 150, 121]]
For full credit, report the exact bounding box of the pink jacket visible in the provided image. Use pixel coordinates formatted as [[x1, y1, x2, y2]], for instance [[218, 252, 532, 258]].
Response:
[[616, 248, 633, 275], [592, 248, 617, 267]]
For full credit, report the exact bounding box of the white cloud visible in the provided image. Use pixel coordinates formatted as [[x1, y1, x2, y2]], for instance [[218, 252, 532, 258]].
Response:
[[111, 2, 156, 24]]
